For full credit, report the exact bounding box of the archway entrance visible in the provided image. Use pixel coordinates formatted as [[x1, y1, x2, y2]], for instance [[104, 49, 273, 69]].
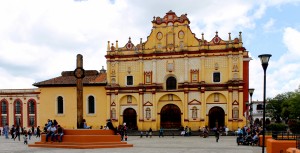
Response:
[[123, 108, 137, 130], [160, 104, 181, 129], [208, 106, 225, 129]]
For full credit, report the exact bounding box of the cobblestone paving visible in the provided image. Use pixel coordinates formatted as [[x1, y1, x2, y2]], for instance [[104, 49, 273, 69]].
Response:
[[0, 135, 263, 153]]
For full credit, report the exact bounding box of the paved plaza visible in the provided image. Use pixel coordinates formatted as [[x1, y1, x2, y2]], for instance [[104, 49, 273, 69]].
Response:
[[0, 135, 263, 153]]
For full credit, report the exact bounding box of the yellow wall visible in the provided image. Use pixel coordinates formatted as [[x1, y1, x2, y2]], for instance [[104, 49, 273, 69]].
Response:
[[37, 12, 248, 131], [38, 86, 107, 129]]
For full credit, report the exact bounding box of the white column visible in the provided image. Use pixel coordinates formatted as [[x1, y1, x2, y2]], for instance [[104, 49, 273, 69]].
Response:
[[184, 57, 188, 82], [152, 59, 156, 83], [23, 100, 27, 127], [228, 54, 233, 79], [239, 53, 243, 79], [9, 99, 14, 126]]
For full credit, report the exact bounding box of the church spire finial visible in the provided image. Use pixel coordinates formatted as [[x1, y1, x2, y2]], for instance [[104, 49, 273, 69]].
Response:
[[239, 31, 242, 42], [116, 40, 118, 51]]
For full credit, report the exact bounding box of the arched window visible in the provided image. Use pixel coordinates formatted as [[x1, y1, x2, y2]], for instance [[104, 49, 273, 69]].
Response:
[[111, 108, 116, 119], [88, 96, 95, 114], [192, 106, 198, 119], [15, 100, 21, 114], [0, 99, 8, 126], [232, 107, 239, 119], [27, 99, 36, 127], [57, 96, 64, 114], [166, 76, 177, 90], [28, 100, 35, 114], [14, 99, 22, 126], [146, 108, 151, 119]]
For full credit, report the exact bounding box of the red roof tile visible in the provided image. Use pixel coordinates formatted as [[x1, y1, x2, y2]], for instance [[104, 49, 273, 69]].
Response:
[[33, 70, 107, 87]]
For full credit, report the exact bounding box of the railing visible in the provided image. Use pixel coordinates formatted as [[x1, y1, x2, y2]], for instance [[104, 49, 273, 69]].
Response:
[[272, 131, 297, 140], [296, 135, 300, 149]]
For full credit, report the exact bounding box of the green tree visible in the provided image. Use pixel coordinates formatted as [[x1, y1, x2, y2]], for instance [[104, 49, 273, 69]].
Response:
[[285, 92, 300, 119], [266, 92, 295, 123]]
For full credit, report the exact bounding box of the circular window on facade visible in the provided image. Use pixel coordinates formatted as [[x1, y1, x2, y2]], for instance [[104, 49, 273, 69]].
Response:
[[157, 32, 163, 40], [126, 43, 133, 49], [178, 30, 185, 39]]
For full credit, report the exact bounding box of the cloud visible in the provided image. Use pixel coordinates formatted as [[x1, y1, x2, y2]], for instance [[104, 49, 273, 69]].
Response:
[[263, 18, 275, 31], [283, 27, 300, 56], [0, 67, 36, 89], [0, 0, 300, 101], [250, 27, 300, 100]]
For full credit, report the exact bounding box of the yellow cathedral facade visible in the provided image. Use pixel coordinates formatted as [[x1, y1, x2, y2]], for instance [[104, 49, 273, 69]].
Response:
[[1, 11, 251, 131]]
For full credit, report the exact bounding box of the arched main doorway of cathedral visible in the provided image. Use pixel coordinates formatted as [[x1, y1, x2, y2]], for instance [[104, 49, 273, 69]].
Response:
[[208, 106, 225, 129], [123, 108, 137, 130], [160, 104, 181, 129]]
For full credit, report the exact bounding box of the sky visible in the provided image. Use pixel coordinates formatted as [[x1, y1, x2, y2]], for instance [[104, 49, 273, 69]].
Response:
[[0, 0, 300, 101]]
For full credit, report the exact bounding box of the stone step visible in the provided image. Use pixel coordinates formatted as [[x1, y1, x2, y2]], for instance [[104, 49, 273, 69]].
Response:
[[28, 143, 133, 149], [29, 129, 133, 149], [63, 129, 114, 135], [34, 141, 128, 145], [41, 134, 121, 142]]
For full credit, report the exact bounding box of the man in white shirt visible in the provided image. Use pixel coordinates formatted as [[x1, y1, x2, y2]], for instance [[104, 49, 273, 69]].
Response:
[[45, 124, 57, 142]]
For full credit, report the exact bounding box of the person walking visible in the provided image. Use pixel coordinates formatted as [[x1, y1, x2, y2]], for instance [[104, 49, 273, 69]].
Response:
[[215, 127, 220, 142], [31, 126, 35, 136], [23, 134, 28, 144], [159, 127, 164, 138], [14, 125, 21, 141], [27, 129, 32, 140], [10, 125, 15, 139], [4, 123, 9, 139], [148, 128, 153, 138], [36, 126, 41, 138]]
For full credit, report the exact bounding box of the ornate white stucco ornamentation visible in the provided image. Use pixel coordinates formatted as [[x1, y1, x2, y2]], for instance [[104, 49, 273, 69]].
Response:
[[233, 91, 238, 102], [157, 60, 166, 83], [144, 93, 152, 104], [188, 92, 200, 102], [144, 61, 153, 72], [175, 59, 184, 82], [232, 55, 239, 72], [119, 61, 138, 72], [111, 62, 116, 67], [111, 94, 115, 103], [144, 106, 153, 120], [205, 57, 228, 69], [188, 58, 201, 69]]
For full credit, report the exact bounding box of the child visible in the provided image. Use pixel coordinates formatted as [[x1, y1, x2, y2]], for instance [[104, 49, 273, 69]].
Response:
[[23, 134, 28, 144]]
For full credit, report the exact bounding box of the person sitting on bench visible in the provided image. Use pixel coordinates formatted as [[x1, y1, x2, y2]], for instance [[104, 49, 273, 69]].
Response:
[[82, 119, 91, 129], [56, 125, 64, 142], [45, 124, 56, 142]]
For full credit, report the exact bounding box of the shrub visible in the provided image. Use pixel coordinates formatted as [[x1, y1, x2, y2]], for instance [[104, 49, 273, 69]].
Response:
[[288, 119, 300, 134], [266, 123, 287, 131]]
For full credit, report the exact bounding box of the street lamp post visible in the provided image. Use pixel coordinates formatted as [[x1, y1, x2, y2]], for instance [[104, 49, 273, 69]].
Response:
[[249, 88, 254, 127], [258, 54, 272, 153]]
